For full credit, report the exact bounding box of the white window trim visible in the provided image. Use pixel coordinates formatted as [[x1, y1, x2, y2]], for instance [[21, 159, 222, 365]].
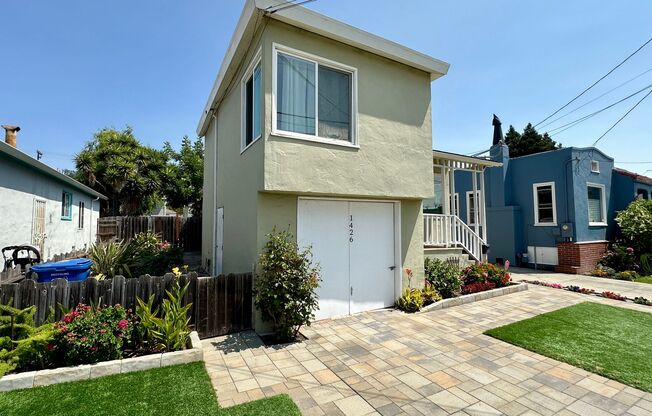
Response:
[[587, 182, 608, 226], [466, 191, 481, 226], [78, 201, 85, 230], [240, 48, 262, 154], [453, 193, 460, 217], [590, 160, 600, 173], [271, 42, 359, 149], [533, 181, 557, 226]]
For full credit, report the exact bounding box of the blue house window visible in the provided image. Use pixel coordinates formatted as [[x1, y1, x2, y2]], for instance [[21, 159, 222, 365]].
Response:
[[61, 191, 73, 220], [587, 183, 606, 225], [533, 182, 557, 226]]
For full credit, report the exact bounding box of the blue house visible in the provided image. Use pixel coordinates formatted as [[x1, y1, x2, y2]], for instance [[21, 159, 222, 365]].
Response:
[[453, 116, 618, 274]]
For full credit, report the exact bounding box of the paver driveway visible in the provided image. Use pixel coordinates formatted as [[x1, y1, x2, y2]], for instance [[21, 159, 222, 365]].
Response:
[[203, 286, 652, 415]]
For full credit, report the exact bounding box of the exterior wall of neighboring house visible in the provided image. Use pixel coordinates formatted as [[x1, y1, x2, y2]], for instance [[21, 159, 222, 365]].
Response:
[[0, 152, 100, 264], [453, 146, 614, 272]]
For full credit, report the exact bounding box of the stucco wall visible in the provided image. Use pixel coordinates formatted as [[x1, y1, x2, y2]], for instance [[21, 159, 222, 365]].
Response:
[[261, 20, 434, 199], [0, 154, 99, 263]]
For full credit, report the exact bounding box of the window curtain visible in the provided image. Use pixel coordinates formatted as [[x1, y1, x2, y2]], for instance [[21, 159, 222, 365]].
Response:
[[318, 66, 351, 141], [277, 53, 315, 135], [588, 186, 603, 222]]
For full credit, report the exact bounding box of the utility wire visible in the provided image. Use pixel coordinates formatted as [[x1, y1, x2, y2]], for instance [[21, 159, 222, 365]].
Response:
[[535, 36, 652, 127], [546, 83, 652, 135], [592, 88, 652, 146], [539, 66, 652, 129]]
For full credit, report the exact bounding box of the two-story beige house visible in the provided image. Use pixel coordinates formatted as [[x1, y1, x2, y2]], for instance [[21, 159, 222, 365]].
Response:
[[198, 0, 450, 325]]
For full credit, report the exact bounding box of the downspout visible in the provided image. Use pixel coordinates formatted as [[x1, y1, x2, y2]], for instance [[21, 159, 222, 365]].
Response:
[[89, 196, 100, 249]]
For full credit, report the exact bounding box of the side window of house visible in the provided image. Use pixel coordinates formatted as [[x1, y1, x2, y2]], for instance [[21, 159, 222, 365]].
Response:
[[274, 45, 356, 144], [587, 184, 606, 225], [242, 58, 262, 151], [78, 201, 85, 229], [590, 160, 599, 173], [533, 182, 556, 225], [466, 191, 481, 225], [61, 191, 72, 220]]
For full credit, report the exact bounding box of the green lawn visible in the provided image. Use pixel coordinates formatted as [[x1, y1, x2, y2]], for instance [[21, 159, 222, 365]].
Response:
[[485, 302, 652, 392], [634, 275, 652, 284], [0, 362, 300, 416]]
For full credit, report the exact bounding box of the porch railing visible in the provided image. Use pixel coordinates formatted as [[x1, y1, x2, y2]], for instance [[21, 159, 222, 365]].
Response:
[[423, 214, 485, 262]]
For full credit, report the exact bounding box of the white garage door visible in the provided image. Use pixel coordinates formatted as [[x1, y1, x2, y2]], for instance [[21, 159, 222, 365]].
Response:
[[297, 199, 397, 320]]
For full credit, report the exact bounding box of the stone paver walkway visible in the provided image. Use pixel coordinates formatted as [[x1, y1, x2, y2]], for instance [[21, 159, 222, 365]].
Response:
[[203, 287, 652, 415], [510, 267, 652, 300]]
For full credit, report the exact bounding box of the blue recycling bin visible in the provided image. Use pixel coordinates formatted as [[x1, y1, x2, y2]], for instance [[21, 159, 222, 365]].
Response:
[[31, 258, 93, 282]]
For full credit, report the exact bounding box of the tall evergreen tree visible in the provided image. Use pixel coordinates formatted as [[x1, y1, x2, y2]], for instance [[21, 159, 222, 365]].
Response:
[[504, 123, 561, 158]]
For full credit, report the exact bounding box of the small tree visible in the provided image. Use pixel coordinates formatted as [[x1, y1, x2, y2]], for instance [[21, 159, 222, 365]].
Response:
[[616, 199, 652, 254], [254, 230, 320, 342], [504, 123, 561, 158]]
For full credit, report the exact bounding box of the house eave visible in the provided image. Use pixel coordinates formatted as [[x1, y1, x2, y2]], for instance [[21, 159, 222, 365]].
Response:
[[196, 0, 450, 137], [432, 149, 502, 169]]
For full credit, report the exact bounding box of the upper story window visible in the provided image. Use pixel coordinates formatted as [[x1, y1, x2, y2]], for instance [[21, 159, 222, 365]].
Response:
[[241, 50, 262, 152], [533, 182, 557, 226], [78, 201, 85, 229], [587, 183, 607, 225], [61, 191, 72, 220], [273, 43, 357, 147], [591, 160, 600, 173]]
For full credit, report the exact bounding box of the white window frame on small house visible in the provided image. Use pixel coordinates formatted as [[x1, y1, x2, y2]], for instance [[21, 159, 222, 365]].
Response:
[[78, 201, 85, 229], [533, 182, 557, 226], [590, 160, 600, 173], [587, 182, 607, 226], [240, 48, 262, 154], [272, 43, 358, 148], [466, 190, 481, 226]]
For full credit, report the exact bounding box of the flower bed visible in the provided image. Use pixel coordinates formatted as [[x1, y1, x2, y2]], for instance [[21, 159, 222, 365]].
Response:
[[521, 279, 652, 307]]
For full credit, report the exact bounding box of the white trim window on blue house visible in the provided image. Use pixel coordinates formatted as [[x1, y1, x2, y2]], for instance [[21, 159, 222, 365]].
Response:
[[533, 182, 557, 226], [587, 182, 607, 226], [61, 191, 73, 220], [272, 43, 358, 148]]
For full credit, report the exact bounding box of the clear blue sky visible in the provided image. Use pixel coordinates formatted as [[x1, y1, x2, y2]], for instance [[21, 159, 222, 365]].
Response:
[[2, 1, 651, 174]]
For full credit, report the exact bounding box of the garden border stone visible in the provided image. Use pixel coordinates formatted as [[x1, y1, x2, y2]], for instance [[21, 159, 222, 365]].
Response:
[[419, 283, 528, 313], [0, 330, 203, 392]]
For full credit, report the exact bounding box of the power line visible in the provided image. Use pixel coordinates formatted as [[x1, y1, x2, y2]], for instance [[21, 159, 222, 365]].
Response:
[[546, 82, 652, 135], [592, 88, 652, 146], [535, 36, 652, 127], [539, 66, 652, 129]]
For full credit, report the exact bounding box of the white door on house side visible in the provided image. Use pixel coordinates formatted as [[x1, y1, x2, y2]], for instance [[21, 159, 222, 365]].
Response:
[[32, 199, 46, 256], [297, 199, 397, 321], [215, 207, 224, 275], [349, 201, 396, 314], [298, 199, 350, 320]]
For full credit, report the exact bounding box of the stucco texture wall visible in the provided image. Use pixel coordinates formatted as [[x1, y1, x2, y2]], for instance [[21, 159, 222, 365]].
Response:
[[261, 20, 434, 200], [0, 154, 99, 263]]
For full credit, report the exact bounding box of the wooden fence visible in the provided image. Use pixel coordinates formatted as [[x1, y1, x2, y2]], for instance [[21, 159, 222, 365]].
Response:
[[97, 216, 202, 251], [0, 273, 253, 339]]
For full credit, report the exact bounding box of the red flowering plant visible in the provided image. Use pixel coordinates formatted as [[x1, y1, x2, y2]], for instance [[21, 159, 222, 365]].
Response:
[[599, 291, 627, 301], [460, 263, 511, 294], [52, 303, 133, 366]]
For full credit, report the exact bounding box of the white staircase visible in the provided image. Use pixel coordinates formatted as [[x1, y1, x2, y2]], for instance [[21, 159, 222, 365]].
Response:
[[423, 214, 486, 262]]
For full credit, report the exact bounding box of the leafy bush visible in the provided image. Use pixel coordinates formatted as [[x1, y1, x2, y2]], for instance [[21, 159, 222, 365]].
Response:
[[600, 291, 627, 301], [461, 263, 510, 294], [640, 254, 652, 276], [89, 241, 133, 278], [395, 289, 424, 313], [616, 200, 652, 254], [591, 264, 615, 278], [254, 230, 320, 343], [136, 282, 192, 352], [614, 271, 639, 281], [0, 302, 55, 376], [424, 258, 461, 298], [567, 285, 595, 294], [52, 304, 133, 366], [422, 284, 442, 306], [599, 244, 638, 273], [634, 297, 652, 306]]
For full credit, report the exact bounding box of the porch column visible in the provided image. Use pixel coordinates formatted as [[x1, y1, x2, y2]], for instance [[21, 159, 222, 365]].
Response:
[[441, 165, 450, 215], [472, 169, 479, 236], [480, 168, 487, 242], [449, 164, 456, 216]]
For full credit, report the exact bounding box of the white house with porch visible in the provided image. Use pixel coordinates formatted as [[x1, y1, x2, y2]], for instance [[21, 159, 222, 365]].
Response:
[[424, 150, 502, 262]]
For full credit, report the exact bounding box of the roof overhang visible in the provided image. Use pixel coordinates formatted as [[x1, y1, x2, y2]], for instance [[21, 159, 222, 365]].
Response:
[[433, 149, 502, 171], [196, 0, 450, 137], [0, 141, 108, 200]]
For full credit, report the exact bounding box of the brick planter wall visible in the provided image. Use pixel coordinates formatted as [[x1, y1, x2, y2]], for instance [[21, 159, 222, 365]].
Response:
[[555, 241, 608, 274]]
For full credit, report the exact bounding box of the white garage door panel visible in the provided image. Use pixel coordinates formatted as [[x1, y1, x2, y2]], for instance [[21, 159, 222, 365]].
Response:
[[297, 199, 350, 320], [349, 202, 395, 314]]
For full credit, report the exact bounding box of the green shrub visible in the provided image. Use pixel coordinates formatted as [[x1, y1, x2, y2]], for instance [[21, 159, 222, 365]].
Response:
[[424, 258, 461, 298], [136, 282, 192, 352], [52, 304, 133, 366], [395, 289, 423, 313], [599, 245, 639, 273], [461, 263, 510, 288], [616, 200, 652, 254], [254, 230, 320, 343], [640, 254, 652, 276], [421, 284, 442, 306], [88, 240, 133, 278], [614, 271, 639, 281]]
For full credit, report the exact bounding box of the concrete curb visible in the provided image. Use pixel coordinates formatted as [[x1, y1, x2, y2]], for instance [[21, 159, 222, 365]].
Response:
[[0, 331, 203, 392], [419, 283, 528, 314]]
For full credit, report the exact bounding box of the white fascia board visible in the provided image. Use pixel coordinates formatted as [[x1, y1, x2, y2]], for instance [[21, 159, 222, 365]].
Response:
[[196, 0, 450, 137]]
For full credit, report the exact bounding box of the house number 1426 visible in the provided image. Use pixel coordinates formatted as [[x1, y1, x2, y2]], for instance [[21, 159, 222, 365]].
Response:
[[349, 215, 354, 242]]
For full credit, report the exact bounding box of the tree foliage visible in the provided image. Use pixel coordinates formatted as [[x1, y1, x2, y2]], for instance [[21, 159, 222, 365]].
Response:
[[162, 136, 204, 216], [504, 123, 561, 158], [616, 199, 652, 254], [74, 127, 167, 216]]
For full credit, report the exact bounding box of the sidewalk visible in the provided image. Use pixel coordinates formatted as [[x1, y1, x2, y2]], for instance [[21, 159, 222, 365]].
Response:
[[509, 267, 652, 299]]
